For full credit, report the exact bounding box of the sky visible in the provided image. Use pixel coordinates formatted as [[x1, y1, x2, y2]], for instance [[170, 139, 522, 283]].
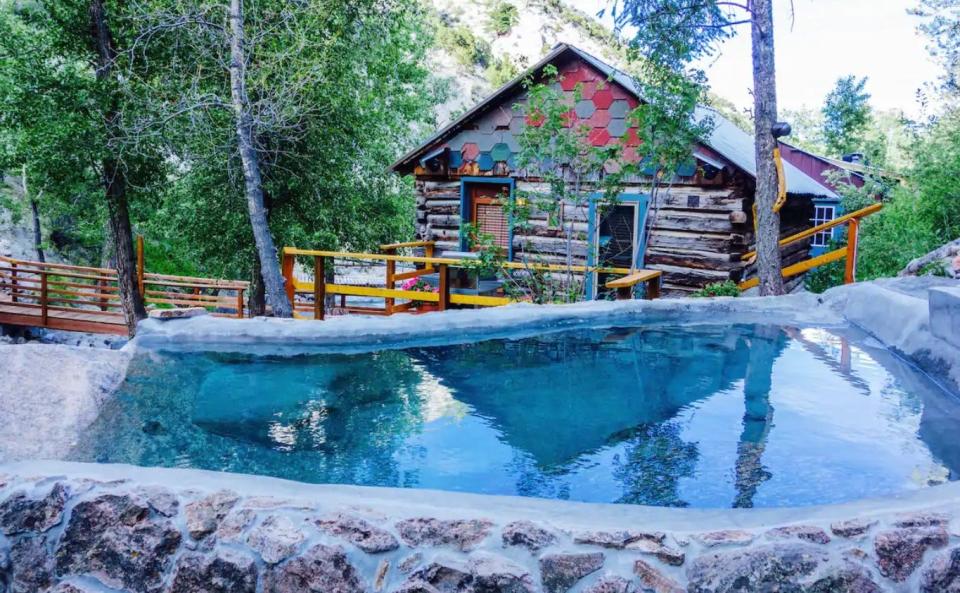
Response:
[[568, 0, 942, 117]]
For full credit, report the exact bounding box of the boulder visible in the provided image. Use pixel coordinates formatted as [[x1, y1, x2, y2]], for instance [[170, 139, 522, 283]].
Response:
[[624, 538, 685, 566], [634, 559, 684, 593], [574, 530, 665, 550], [396, 518, 493, 551], [920, 546, 960, 592], [404, 557, 473, 593], [539, 552, 604, 593], [893, 512, 950, 528], [246, 515, 305, 564], [804, 566, 884, 593], [266, 543, 364, 593], [470, 553, 535, 593], [54, 493, 181, 593], [874, 526, 949, 582], [148, 307, 209, 320], [766, 525, 831, 545], [830, 519, 877, 539], [692, 530, 755, 547], [686, 543, 829, 593], [0, 482, 69, 535], [216, 508, 257, 542], [135, 485, 179, 518], [316, 513, 399, 554], [184, 490, 239, 541], [9, 536, 54, 592], [501, 520, 557, 552], [583, 576, 635, 593], [168, 549, 258, 593]]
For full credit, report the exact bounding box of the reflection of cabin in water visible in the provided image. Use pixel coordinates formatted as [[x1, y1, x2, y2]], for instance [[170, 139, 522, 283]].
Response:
[[392, 44, 842, 296]]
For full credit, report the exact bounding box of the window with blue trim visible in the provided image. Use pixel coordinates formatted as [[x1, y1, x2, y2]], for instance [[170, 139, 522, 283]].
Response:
[[811, 205, 836, 247]]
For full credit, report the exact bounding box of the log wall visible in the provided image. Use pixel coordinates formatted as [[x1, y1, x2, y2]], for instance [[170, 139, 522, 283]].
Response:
[[413, 176, 812, 297]]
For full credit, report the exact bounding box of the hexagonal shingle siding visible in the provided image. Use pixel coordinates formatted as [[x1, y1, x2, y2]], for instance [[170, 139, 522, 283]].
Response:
[[607, 118, 628, 138], [575, 100, 596, 119], [609, 99, 631, 119]]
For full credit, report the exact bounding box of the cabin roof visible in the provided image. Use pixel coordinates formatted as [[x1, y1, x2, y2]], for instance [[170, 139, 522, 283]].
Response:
[[393, 43, 837, 199]]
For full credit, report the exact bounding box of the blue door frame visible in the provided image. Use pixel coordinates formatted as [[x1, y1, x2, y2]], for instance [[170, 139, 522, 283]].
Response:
[[459, 177, 516, 258], [810, 198, 843, 256], [586, 193, 651, 298]]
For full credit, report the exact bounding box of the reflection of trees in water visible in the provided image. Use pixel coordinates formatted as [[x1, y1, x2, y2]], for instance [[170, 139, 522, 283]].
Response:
[[73, 349, 431, 488], [611, 422, 699, 507]]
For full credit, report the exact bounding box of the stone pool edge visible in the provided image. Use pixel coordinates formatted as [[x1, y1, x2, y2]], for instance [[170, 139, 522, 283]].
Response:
[[1, 459, 958, 592]]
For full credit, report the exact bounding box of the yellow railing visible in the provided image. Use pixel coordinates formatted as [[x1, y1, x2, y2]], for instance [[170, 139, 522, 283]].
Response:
[[738, 202, 883, 290], [281, 245, 650, 320]]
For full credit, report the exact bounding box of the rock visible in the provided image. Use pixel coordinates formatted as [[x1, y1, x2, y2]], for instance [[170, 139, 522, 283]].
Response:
[[148, 307, 209, 319], [184, 490, 239, 540], [624, 539, 685, 566], [574, 530, 665, 550], [831, 519, 877, 539], [0, 482, 69, 535], [54, 493, 181, 593], [9, 536, 54, 592], [766, 525, 831, 545], [316, 513, 399, 554], [374, 560, 390, 592], [501, 520, 557, 552], [399, 553, 424, 574], [396, 517, 493, 551], [920, 546, 960, 592], [169, 549, 258, 593], [842, 548, 870, 563], [584, 576, 635, 593], [266, 543, 364, 593], [894, 512, 950, 528], [48, 583, 104, 593], [692, 530, 755, 547], [805, 566, 884, 593], [405, 558, 473, 593], [470, 553, 535, 593], [874, 526, 949, 582], [634, 559, 684, 593], [539, 552, 604, 593], [246, 515, 305, 564], [686, 544, 829, 593], [135, 486, 179, 518], [216, 508, 257, 541]]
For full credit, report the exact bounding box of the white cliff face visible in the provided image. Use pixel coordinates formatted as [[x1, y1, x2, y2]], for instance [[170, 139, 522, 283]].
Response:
[[0, 176, 40, 261], [427, 0, 626, 126]]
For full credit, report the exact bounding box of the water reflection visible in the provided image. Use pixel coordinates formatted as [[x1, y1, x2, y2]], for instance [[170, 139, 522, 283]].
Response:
[[68, 324, 960, 508]]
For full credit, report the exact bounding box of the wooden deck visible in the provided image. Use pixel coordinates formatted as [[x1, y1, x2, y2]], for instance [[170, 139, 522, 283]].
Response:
[[0, 293, 128, 335], [0, 252, 249, 336]]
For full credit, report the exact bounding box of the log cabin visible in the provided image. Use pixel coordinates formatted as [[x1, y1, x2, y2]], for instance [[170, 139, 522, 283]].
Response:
[[391, 44, 839, 296]]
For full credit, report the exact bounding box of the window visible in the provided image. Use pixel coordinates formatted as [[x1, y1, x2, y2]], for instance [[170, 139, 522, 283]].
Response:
[[811, 205, 836, 247]]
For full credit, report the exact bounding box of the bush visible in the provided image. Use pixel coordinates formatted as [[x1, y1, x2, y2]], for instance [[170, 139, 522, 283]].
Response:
[[486, 1, 519, 36], [436, 25, 491, 68], [692, 280, 740, 298]]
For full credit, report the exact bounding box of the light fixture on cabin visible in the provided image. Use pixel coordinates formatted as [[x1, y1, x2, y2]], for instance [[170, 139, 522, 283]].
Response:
[[771, 122, 792, 139]]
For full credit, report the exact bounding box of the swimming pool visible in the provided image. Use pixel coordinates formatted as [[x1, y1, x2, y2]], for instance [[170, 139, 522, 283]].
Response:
[[70, 323, 960, 508]]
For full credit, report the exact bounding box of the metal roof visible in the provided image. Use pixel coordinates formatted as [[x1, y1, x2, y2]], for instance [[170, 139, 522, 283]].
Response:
[[394, 43, 837, 199]]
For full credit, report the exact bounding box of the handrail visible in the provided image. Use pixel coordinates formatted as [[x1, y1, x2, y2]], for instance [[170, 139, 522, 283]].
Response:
[[741, 203, 883, 261], [379, 240, 436, 250], [283, 247, 634, 276], [738, 202, 883, 290]]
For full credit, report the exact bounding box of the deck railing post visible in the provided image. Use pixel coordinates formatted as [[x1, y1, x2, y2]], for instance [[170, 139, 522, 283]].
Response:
[[136, 235, 145, 296], [40, 271, 48, 326], [236, 288, 245, 319], [98, 277, 108, 311], [844, 218, 860, 284], [313, 256, 326, 321], [281, 250, 296, 307], [384, 251, 396, 315], [10, 262, 16, 303], [646, 276, 662, 300], [438, 264, 450, 311]]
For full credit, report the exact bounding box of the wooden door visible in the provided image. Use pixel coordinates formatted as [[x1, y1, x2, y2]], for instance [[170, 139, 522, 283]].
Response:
[[470, 185, 510, 252]]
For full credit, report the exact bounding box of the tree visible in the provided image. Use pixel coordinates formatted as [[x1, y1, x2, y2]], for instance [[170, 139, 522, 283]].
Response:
[[822, 75, 872, 158], [912, 0, 960, 100], [0, 0, 162, 334], [610, 0, 787, 295]]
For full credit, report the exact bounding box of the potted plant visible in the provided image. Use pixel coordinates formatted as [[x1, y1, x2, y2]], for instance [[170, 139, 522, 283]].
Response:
[[401, 277, 440, 313]]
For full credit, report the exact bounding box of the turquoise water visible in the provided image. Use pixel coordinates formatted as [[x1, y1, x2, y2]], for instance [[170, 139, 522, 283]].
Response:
[[71, 324, 960, 508]]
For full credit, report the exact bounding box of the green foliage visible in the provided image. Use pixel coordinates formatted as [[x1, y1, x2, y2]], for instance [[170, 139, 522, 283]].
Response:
[[486, 1, 519, 36], [822, 76, 873, 158], [436, 24, 491, 68], [912, 0, 960, 99], [485, 55, 519, 87], [691, 281, 740, 298]]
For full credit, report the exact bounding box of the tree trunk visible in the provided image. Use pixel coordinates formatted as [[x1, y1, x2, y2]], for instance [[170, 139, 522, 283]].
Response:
[[750, 0, 785, 296], [228, 0, 293, 318], [90, 0, 147, 335], [22, 165, 44, 263], [248, 252, 267, 316]]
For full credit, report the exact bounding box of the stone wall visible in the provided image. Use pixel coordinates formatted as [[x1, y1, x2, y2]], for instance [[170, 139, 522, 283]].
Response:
[[2, 464, 960, 593]]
